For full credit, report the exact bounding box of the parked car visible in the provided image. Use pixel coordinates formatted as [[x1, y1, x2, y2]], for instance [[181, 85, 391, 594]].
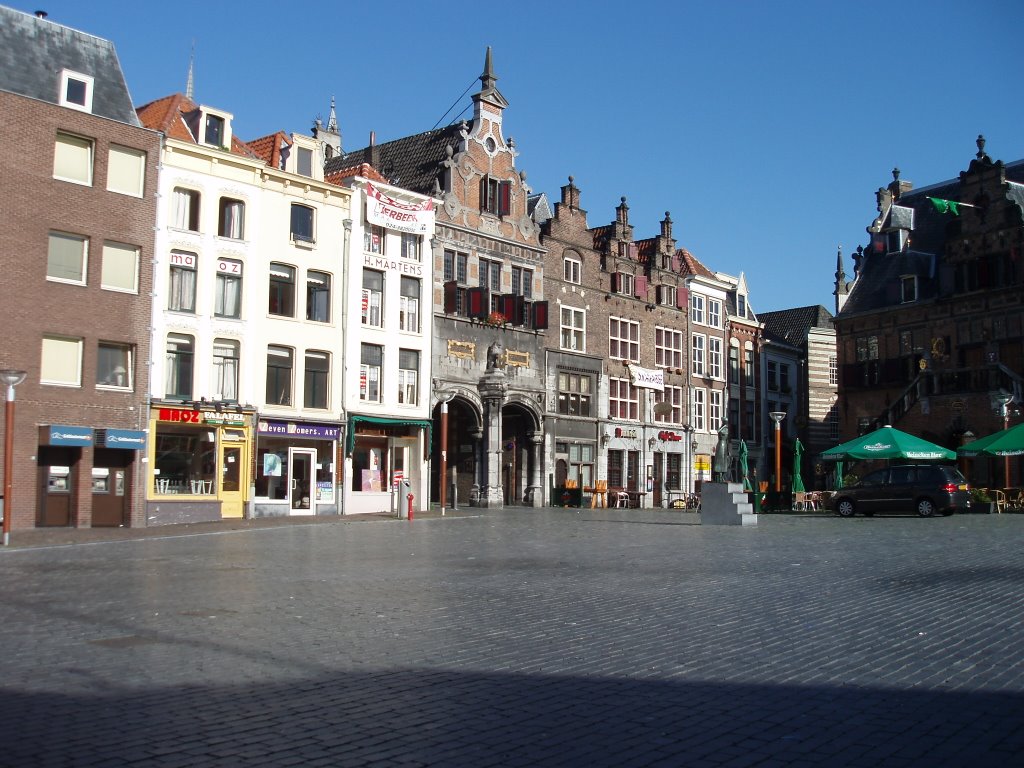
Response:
[[832, 464, 971, 518]]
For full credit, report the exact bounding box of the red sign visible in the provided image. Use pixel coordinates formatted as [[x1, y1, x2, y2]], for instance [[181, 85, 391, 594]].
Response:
[[158, 408, 200, 423]]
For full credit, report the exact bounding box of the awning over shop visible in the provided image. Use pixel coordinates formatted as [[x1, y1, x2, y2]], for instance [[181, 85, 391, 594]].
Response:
[[345, 415, 432, 456]]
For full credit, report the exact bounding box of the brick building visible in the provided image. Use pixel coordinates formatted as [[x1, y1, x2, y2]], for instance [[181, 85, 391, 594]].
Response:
[[834, 137, 1024, 488], [0, 8, 160, 530]]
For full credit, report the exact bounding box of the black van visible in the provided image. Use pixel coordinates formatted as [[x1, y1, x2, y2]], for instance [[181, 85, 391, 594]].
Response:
[[832, 464, 971, 518]]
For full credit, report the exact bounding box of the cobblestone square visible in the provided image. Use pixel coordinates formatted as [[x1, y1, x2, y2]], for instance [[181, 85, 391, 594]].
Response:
[[0, 509, 1021, 767]]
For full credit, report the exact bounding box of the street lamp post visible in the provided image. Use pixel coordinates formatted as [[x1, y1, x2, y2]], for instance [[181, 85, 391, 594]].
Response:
[[996, 393, 1015, 488], [769, 411, 786, 495], [681, 423, 695, 500], [1, 369, 27, 547], [438, 392, 456, 516]]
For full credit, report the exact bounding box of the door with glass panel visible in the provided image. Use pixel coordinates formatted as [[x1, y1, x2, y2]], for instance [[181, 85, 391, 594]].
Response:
[[220, 434, 247, 518], [288, 448, 316, 515]]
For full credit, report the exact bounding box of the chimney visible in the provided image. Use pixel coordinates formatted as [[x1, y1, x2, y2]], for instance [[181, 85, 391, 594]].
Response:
[[35, 10, 48, 18]]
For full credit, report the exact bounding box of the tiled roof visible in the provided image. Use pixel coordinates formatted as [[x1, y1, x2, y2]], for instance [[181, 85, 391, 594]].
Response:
[[760, 306, 834, 346], [246, 131, 291, 168], [676, 248, 716, 279], [325, 162, 390, 185], [327, 124, 464, 194], [0, 6, 141, 126], [136, 93, 259, 159]]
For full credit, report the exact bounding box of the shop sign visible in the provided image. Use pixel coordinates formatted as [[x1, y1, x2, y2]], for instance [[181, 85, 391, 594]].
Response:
[[614, 427, 639, 439], [316, 481, 335, 503], [366, 182, 433, 234], [158, 407, 202, 423], [362, 254, 424, 276], [695, 454, 711, 471], [100, 429, 147, 449], [43, 425, 93, 447], [657, 431, 683, 442], [257, 420, 341, 440]]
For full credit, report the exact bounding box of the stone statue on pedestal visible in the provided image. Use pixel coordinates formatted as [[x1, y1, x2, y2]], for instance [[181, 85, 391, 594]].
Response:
[[712, 423, 731, 482]]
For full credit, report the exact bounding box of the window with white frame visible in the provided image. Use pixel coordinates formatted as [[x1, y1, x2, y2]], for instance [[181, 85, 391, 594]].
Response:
[[100, 241, 138, 293], [290, 204, 315, 243], [481, 175, 510, 215], [707, 298, 722, 329], [692, 388, 706, 431], [269, 262, 295, 317], [563, 254, 581, 284], [204, 113, 225, 147], [744, 345, 755, 386], [829, 355, 838, 385], [215, 259, 243, 319], [737, 294, 747, 317], [615, 271, 634, 296], [361, 269, 383, 326], [729, 342, 740, 383], [658, 284, 677, 306], [655, 326, 683, 368], [560, 307, 585, 352], [218, 197, 245, 239], [398, 349, 419, 405], [304, 350, 330, 409], [710, 390, 723, 431], [213, 338, 239, 401], [97, 342, 132, 389], [168, 251, 197, 312], [399, 277, 420, 332], [299, 270, 329, 323], [609, 317, 640, 362], [691, 293, 705, 325], [511, 266, 533, 298], [829, 411, 840, 439], [296, 146, 313, 178], [443, 249, 468, 283], [47, 231, 87, 284], [106, 145, 145, 197], [708, 337, 722, 379], [359, 344, 382, 402], [655, 385, 683, 423], [609, 377, 640, 420], [41, 335, 82, 387], [172, 187, 200, 231], [692, 334, 706, 376], [364, 223, 385, 254], [557, 372, 592, 417], [266, 346, 293, 406], [59, 70, 93, 112], [165, 333, 193, 398], [401, 233, 421, 261], [53, 132, 93, 185]]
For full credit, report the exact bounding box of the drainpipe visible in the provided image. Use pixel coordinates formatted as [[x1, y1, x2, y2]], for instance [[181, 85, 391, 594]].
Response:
[[339, 216, 352, 515]]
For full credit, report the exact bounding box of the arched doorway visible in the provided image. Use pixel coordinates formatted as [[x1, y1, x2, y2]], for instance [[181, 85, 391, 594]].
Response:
[[430, 395, 481, 508], [501, 400, 542, 506]]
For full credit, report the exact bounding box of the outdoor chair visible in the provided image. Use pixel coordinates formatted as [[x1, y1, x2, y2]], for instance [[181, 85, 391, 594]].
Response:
[[993, 489, 1007, 514], [613, 489, 630, 508]]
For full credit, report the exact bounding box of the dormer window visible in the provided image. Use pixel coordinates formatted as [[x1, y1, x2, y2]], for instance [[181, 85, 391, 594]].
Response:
[[204, 114, 225, 147], [900, 275, 918, 303], [297, 147, 313, 178], [737, 294, 747, 317], [59, 70, 93, 113]]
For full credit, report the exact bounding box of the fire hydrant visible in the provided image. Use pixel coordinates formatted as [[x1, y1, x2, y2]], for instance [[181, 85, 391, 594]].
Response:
[[407, 493, 414, 521]]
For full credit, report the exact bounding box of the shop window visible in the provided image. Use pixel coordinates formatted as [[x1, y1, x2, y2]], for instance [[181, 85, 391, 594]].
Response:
[[152, 428, 216, 496], [266, 346, 293, 406]]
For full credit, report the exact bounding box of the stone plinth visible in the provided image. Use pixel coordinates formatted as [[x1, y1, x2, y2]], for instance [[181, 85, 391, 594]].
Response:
[[700, 482, 757, 526]]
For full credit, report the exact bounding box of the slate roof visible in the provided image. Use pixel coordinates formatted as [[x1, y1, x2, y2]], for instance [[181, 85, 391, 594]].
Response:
[[840, 153, 1024, 318], [0, 6, 141, 126], [759, 306, 834, 346], [326, 124, 464, 194]]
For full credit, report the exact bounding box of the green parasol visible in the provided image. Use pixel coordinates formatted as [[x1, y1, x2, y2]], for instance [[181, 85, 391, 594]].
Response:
[[821, 425, 955, 462], [957, 423, 1024, 457], [792, 438, 806, 493]]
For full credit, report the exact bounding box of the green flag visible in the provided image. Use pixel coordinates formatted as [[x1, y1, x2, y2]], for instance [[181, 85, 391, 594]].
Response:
[[928, 197, 960, 216]]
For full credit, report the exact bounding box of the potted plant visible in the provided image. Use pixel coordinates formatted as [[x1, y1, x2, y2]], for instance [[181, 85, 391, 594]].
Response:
[[970, 487, 995, 514]]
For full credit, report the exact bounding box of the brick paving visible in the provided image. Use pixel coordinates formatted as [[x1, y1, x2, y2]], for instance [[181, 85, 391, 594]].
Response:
[[0, 509, 1021, 766]]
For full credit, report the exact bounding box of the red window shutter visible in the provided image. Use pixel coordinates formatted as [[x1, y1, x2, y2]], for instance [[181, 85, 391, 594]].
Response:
[[467, 287, 489, 318], [507, 294, 525, 325], [500, 293, 516, 323], [634, 275, 648, 299], [677, 286, 689, 309], [532, 301, 549, 330], [499, 181, 511, 216], [444, 281, 458, 314]]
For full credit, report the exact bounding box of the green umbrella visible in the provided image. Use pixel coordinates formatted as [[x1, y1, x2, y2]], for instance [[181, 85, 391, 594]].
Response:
[[957, 423, 1024, 457], [792, 438, 806, 493], [738, 440, 751, 491], [821, 425, 955, 462], [833, 460, 844, 490]]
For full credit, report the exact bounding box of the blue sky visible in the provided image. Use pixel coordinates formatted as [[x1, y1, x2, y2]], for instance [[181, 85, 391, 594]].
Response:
[[21, 0, 1024, 312]]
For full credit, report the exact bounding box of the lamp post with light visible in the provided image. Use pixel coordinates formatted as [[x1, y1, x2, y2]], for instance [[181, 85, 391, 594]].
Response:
[[1, 369, 27, 546], [680, 423, 695, 499], [769, 411, 786, 495], [996, 392, 1015, 487]]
